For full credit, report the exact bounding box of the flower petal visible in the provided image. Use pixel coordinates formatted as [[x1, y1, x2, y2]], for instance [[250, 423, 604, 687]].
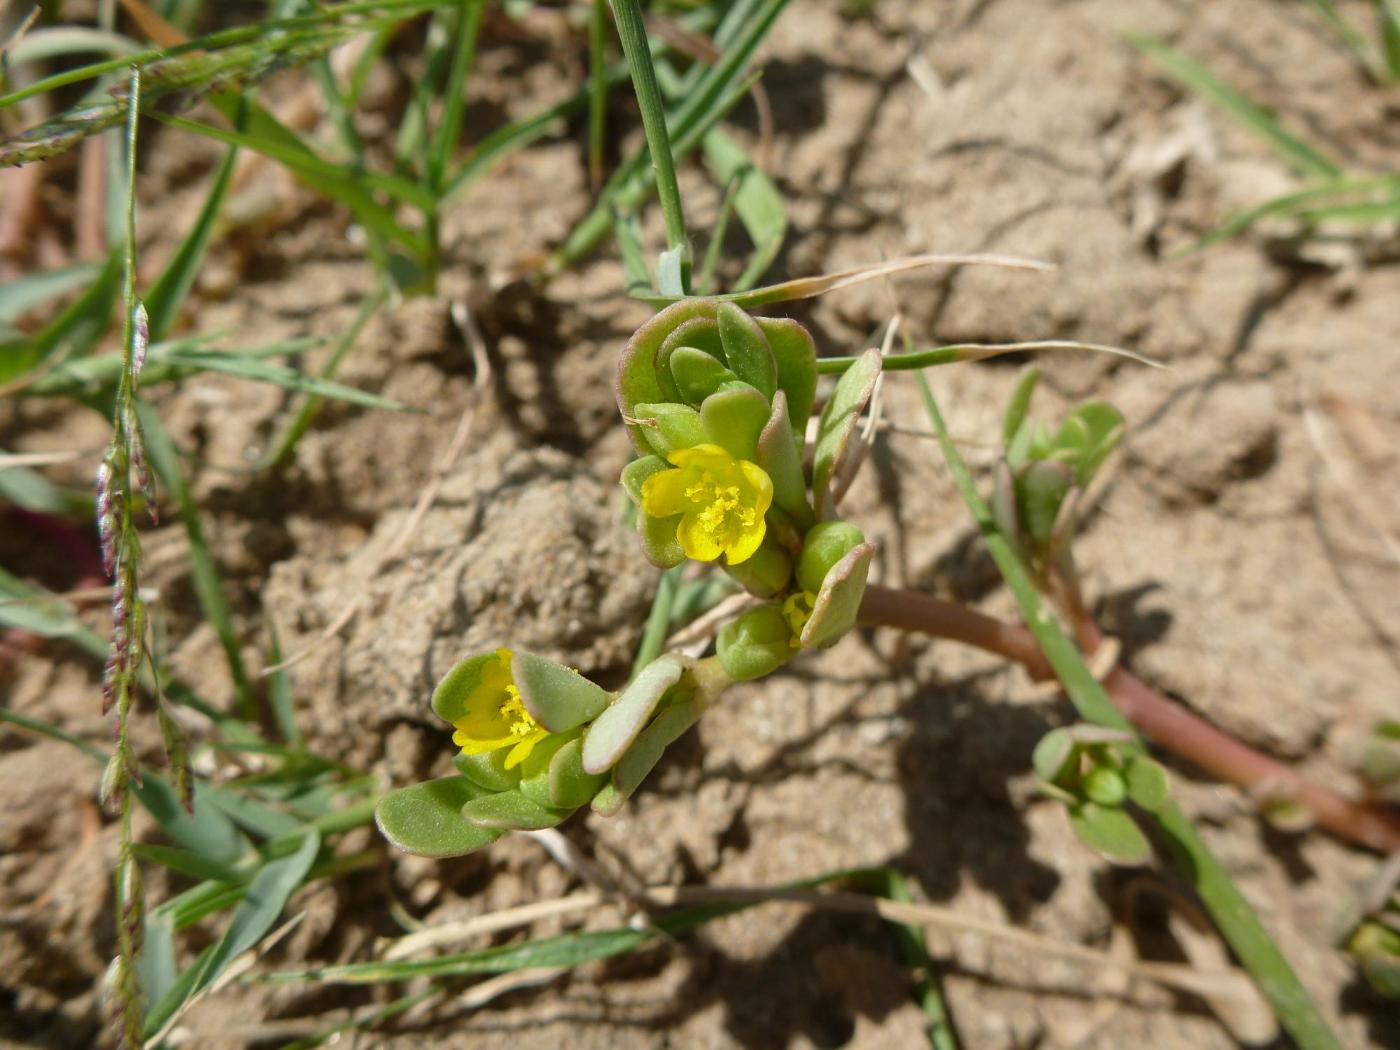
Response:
[[738, 460, 774, 516], [723, 518, 767, 564], [676, 513, 724, 561], [504, 732, 545, 769], [453, 728, 515, 755], [640, 467, 689, 519]]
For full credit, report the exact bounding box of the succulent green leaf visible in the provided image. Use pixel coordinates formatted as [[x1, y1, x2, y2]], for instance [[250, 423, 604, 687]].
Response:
[[633, 402, 708, 456], [582, 655, 685, 774], [431, 651, 500, 726], [1032, 728, 1076, 784], [639, 511, 685, 568], [621, 455, 668, 505], [518, 732, 575, 809], [718, 603, 793, 681], [756, 391, 812, 527], [1125, 755, 1171, 811], [669, 345, 738, 404], [800, 542, 873, 649], [991, 461, 1024, 555], [612, 699, 702, 800], [1053, 401, 1125, 485], [617, 299, 717, 451], [1002, 367, 1040, 452], [660, 315, 726, 367], [812, 348, 881, 516], [590, 780, 625, 817], [723, 535, 793, 598], [717, 302, 777, 399], [548, 737, 608, 809], [454, 749, 522, 792], [462, 791, 573, 831], [700, 384, 770, 462], [512, 652, 613, 733], [1017, 460, 1074, 552], [796, 520, 866, 595], [375, 778, 501, 858], [756, 316, 817, 435], [1068, 802, 1151, 864]]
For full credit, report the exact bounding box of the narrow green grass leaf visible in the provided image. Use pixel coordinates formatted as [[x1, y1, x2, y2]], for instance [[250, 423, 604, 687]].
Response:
[[702, 128, 787, 291], [0, 261, 102, 323], [913, 370, 1341, 1050], [266, 620, 304, 747], [143, 138, 240, 343], [0, 249, 120, 386], [144, 829, 321, 1038], [1128, 35, 1341, 178], [1187, 174, 1400, 250], [159, 350, 409, 411], [133, 843, 246, 884], [137, 910, 178, 1008], [426, 0, 484, 193]]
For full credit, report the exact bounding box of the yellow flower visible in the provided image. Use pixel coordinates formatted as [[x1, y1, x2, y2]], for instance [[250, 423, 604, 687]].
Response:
[[450, 648, 549, 768], [781, 590, 816, 647], [641, 444, 773, 565]]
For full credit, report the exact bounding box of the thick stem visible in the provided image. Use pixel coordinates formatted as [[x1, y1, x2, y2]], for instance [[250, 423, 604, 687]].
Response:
[[858, 584, 1400, 854]]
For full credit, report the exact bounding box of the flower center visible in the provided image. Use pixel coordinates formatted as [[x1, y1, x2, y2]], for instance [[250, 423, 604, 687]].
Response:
[[497, 684, 539, 738], [685, 470, 757, 545]]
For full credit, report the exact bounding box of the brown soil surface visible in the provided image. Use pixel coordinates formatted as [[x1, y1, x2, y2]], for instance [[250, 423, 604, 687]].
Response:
[[3, 1, 1399, 1048]]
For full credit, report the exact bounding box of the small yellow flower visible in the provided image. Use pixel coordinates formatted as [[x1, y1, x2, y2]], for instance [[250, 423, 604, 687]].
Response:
[[782, 591, 816, 647], [450, 648, 549, 768], [640, 444, 773, 564]]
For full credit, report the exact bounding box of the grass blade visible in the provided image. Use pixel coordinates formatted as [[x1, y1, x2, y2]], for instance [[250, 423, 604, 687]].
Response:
[[1128, 35, 1341, 179], [701, 128, 786, 291], [143, 828, 321, 1038], [143, 135, 240, 343], [913, 370, 1341, 1050], [0, 261, 103, 323]]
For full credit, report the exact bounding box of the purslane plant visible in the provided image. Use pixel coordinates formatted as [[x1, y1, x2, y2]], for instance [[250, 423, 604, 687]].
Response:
[[376, 300, 881, 853]]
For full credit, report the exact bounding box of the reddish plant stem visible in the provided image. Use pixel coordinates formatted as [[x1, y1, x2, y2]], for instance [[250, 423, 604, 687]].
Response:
[[859, 584, 1400, 854]]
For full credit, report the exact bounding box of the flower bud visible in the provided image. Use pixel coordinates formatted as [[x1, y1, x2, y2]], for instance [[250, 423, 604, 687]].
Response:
[[717, 603, 792, 681], [796, 521, 866, 595]]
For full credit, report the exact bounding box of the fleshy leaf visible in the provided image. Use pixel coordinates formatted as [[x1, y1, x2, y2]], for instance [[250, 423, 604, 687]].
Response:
[[670, 345, 738, 404], [518, 732, 574, 809], [723, 535, 792, 598], [756, 391, 811, 526], [1054, 401, 1125, 485], [991, 461, 1024, 554], [375, 777, 501, 858], [756, 316, 817, 435], [812, 348, 880, 516], [1125, 755, 1171, 811], [639, 511, 685, 568], [717, 603, 792, 681], [1068, 802, 1151, 864], [1017, 459, 1074, 551], [512, 652, 613, 733], [612, 699, 702, 800], [699, 385, 770, 462], [621, 455, 668, 504], [717, 302, 777, 399], [582, 655, 685, 774], [617, 299, 717, 451], [453, 749, 521, 793], [431, 651, 500, 725], [1032, 728, 1076, 785], [800, 542, 873, 648], [632, 402, 708, 456], [548, 736, 608, 809], [590, 780, 625, 817], [660, 314, 726, 367], [795, 520, 865, 595], [461, 791, 573, 831]]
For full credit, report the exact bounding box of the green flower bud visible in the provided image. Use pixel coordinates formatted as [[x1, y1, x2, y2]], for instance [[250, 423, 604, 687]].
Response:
[[725, 536, 793, 598], [717, 603, 793, 681], [796, 520, 866, 594], [1083, 766, 1126, 808]]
